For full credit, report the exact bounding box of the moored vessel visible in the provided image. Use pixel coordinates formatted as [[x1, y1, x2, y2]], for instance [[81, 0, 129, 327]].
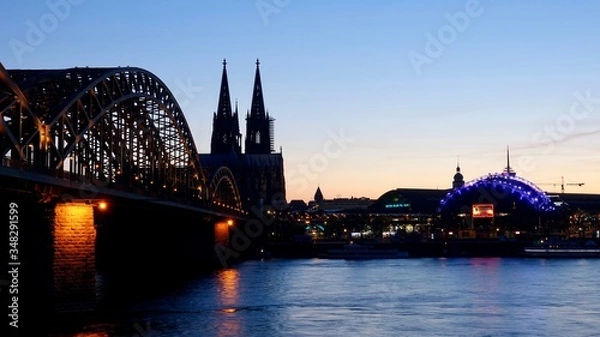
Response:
[[319, 241, 410, 259], [523, 239, 600, 258]]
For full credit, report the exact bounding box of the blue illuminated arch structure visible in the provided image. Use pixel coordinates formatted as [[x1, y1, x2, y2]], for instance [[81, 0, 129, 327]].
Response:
[[438, 173, 557, 215]]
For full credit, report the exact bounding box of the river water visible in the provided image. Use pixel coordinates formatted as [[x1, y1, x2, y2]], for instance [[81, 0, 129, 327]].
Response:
[[49, 257, 600, 337]]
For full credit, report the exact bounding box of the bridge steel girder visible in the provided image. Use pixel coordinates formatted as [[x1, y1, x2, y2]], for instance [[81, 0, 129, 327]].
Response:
[[0, 63, 215, 205]]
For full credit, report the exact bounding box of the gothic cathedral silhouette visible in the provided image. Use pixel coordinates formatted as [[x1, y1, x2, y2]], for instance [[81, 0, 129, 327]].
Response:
[[200, 59, 286, 211]]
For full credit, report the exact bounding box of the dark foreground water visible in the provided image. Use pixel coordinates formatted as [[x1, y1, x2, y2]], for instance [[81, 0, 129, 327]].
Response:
[[50, 257, 600, 337]]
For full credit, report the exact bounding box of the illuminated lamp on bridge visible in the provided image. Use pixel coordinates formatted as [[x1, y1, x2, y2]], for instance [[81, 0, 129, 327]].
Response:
[[67, 198, 109, 211], [437, 173, 562, 238]]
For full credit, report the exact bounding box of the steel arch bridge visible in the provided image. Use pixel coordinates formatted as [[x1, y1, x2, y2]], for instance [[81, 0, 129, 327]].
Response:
[[209, 166, 243, 211], [0, 62, 241, 212]]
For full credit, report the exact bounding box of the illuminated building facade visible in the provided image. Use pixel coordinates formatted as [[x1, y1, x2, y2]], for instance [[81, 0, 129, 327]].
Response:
[[367, 188, 446, 240], [438, 172, 564, 239], [283, 153, 600, 243]]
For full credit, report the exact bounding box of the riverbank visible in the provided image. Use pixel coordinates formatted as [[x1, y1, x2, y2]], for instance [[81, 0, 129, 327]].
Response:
[[265, 239, 529, 258]]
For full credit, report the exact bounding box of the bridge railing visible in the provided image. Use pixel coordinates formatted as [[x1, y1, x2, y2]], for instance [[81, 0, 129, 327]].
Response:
[[5, 157, 102, 183], [2, 157, 24, 169], [1, 156, 245, 215], [1, 156, 201, 202]]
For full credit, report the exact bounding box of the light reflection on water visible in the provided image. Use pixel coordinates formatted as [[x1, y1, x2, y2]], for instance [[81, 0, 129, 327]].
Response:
[[49, 258, 600, 337], [215, 268, 243, 337]]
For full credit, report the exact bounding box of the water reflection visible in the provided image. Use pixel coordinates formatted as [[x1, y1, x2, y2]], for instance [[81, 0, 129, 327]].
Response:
[[215, 268, 242, 337], [48, 258, 600, 337], [469, 258, 502, 322], [216, 268, 240, 306]]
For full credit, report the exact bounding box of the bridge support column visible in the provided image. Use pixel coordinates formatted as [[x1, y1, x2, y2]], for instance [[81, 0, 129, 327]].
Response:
[[51, 203, 97, 313], [215, 220, 231, 247]]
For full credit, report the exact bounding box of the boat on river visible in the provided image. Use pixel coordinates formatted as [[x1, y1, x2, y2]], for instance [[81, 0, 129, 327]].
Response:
[[523, 239, 600, 258], [319, 241, 410, 260]]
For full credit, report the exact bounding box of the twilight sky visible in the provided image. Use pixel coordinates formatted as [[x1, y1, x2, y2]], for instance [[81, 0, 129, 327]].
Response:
[[1, 0, 599, 202]]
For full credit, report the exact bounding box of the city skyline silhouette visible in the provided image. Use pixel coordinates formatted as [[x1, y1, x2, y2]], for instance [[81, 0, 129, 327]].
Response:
[[1, 1, 598, 201]]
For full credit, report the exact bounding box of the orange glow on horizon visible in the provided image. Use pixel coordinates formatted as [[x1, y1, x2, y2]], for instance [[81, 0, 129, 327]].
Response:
[[284, 155, 600, 203]]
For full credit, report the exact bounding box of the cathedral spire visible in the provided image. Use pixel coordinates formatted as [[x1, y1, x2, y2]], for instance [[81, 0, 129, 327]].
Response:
[[211, 58, 241, 154], [216, 58, 233, 118], [249, 58, 266, 119], [245, 58, 274, 154]]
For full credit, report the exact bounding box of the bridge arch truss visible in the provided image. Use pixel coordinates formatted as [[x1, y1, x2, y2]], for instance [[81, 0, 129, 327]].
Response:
[[0, 63, 208, 202], [209, 166, 243, 212]]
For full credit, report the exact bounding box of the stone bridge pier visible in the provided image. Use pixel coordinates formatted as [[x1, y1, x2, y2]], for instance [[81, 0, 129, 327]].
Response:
[[94, 198, 238, 299], [1, 193, 241, 326], [51, 202, 97, 314]]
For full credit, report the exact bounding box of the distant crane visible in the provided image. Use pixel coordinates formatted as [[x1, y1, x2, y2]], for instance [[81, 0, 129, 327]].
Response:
[[537, 176, 585, 194]]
